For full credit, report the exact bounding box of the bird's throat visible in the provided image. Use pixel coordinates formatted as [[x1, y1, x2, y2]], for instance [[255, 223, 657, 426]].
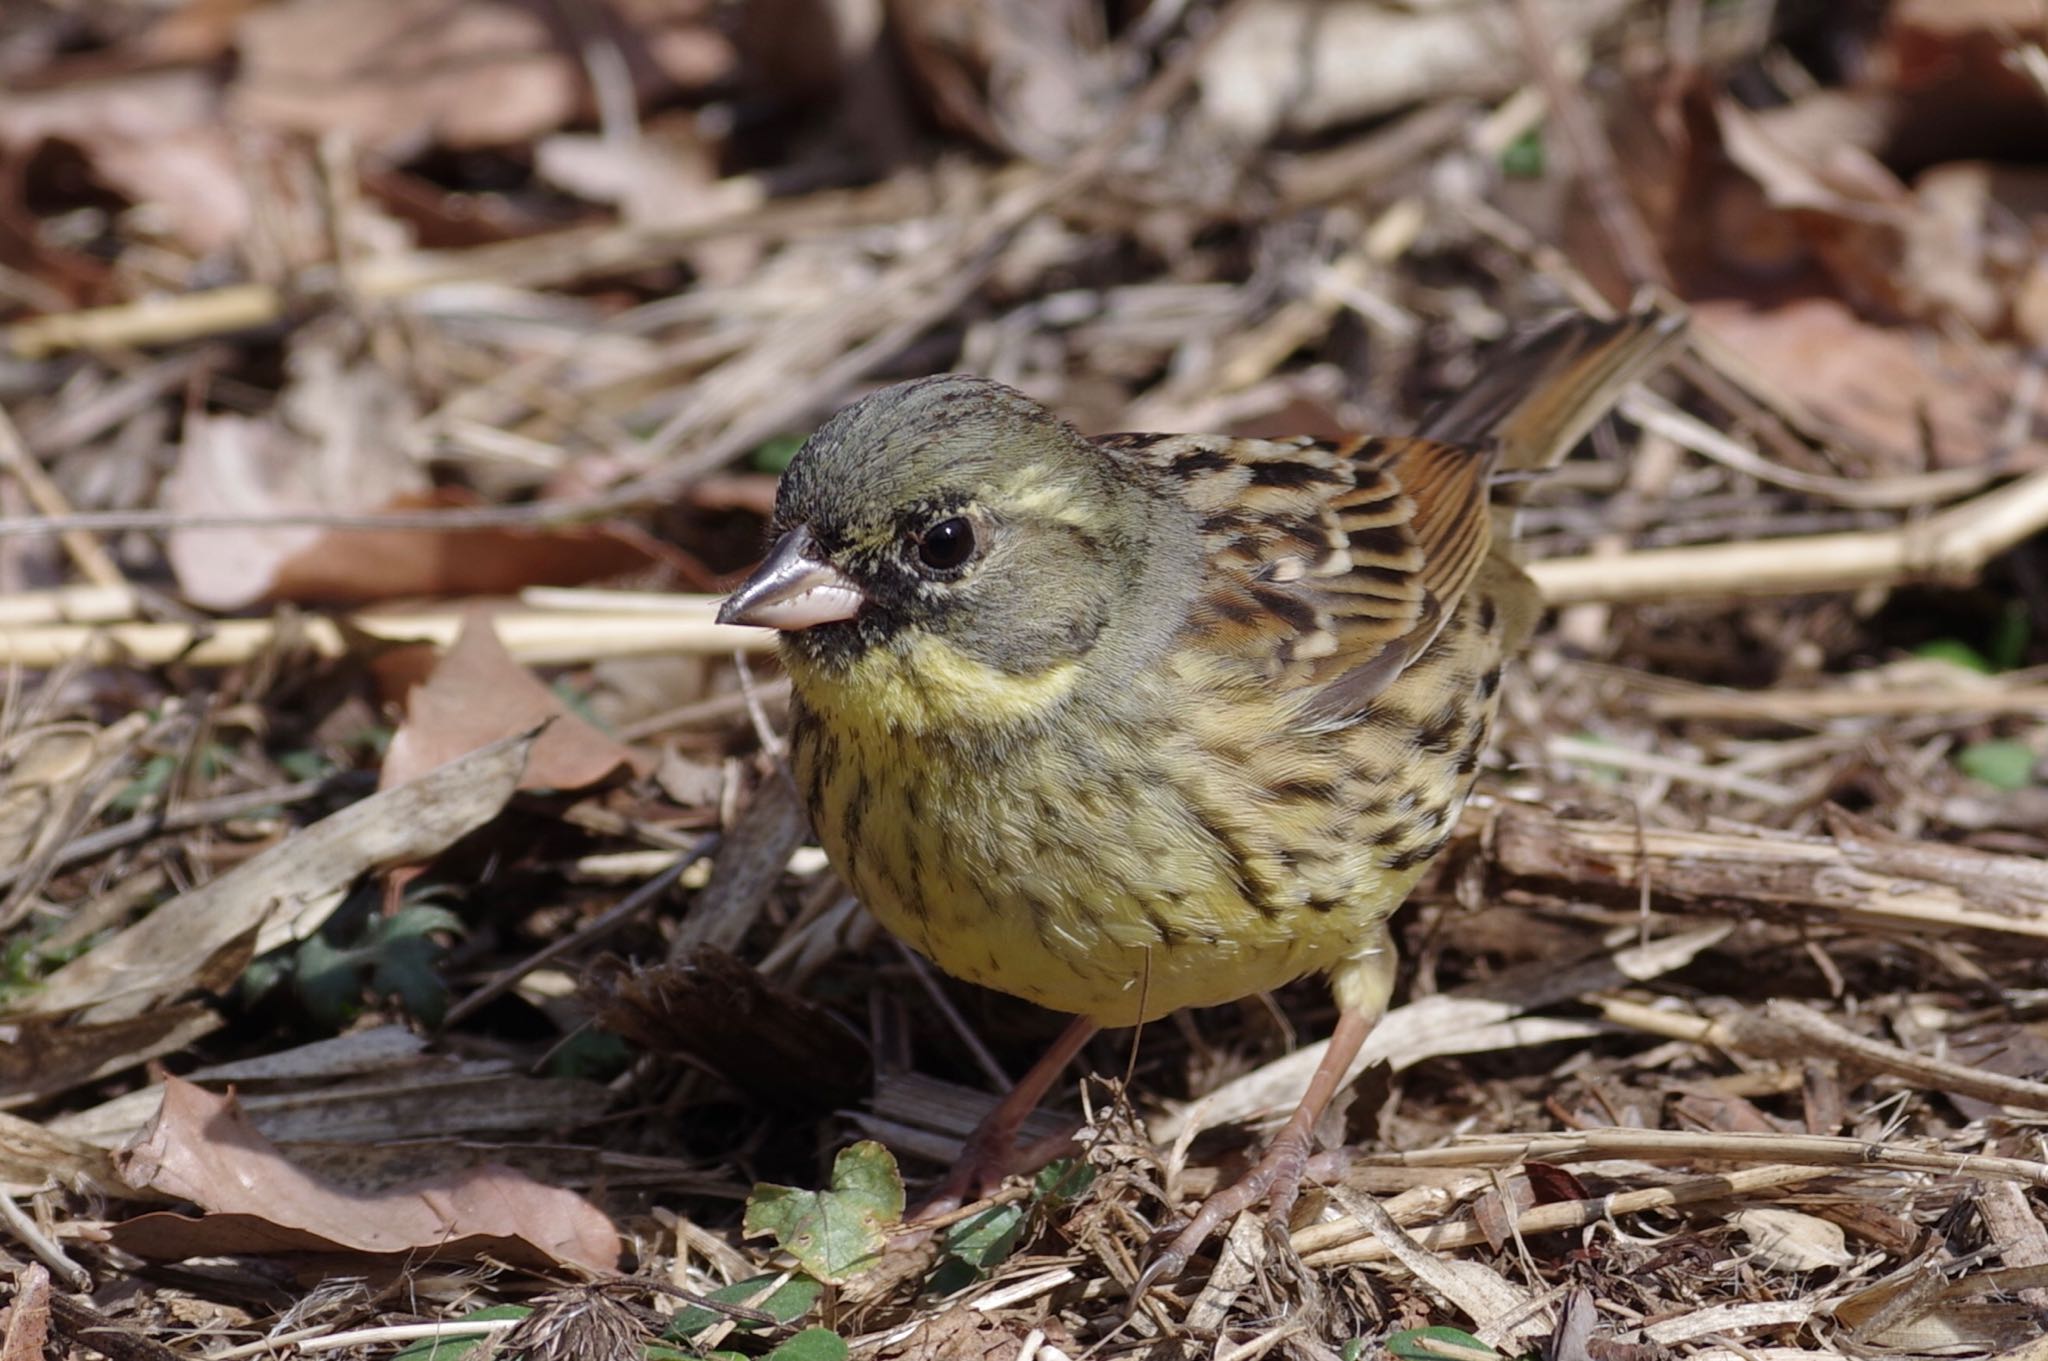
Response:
[[787, 631, 1083, 738]]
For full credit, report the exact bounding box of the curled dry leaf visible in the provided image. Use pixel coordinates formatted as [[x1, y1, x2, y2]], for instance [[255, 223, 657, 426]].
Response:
[[1730, 1207, 1854, 1272], [111, 1077, 619, 1271], [380, 611, 647, 793]]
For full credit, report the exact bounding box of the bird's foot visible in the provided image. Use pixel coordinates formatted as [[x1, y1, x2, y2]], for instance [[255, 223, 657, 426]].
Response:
[[1135, 1124, 1321, 1295]]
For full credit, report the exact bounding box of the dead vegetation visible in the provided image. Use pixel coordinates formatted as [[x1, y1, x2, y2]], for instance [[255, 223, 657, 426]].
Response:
[[0, 0, 2046, 1358]]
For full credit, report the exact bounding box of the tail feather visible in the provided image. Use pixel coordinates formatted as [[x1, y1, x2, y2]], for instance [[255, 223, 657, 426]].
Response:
[[1418, 295, 1688, 479]]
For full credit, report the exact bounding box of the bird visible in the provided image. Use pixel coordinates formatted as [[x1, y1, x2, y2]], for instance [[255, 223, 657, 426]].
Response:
[[716, 299, 1687, 1284]]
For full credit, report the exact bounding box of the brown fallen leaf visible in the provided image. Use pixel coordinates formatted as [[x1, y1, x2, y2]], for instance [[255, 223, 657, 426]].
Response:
[[112, 1077, 618, 1271], [0, 1263, 51, 1361], [380, 611, 647, 793], [1695, 298, 2048, 472], [166, 412, 667, 608], [0, 1004, 224, 1107], [230, 0, 728, 156], [0, 67, 248, 253]]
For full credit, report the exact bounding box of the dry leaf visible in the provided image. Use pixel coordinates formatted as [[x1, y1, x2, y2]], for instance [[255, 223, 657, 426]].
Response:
[[1696, 298, 2048, 471], [231, 0, 582, 156], [23, 730, 536, 1024], [167, 415, 664, 608], [0, 68, 248, 252], [0, 1005, 223, 1107], [112, 1077, 618, 1271], [231, 0, 728, 157], [381, 612, 646, 793], [1731, 1207, 1854, 1272], [0, 1111, 121, 1198], [1196, 0, 1630, 142], [0, 1263, 51, 1361]]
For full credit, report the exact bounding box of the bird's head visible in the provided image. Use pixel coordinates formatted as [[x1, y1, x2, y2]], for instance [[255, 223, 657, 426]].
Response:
[[718, 375, 1185, 734]]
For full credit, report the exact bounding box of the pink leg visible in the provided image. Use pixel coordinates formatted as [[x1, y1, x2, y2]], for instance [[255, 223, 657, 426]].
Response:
[[915, 1015, 1100, 1218], [1137, 1006, 1376, 1292]]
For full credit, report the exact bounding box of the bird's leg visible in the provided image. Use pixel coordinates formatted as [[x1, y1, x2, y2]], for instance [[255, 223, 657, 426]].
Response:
[[1136, 1006, 1376, 1291], [1137, 933, 1395, 1293], [915, 1015, 1100, 1219]]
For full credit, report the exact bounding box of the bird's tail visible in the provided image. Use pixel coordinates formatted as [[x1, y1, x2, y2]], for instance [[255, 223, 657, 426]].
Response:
[[1418, 294, 1688, 482]]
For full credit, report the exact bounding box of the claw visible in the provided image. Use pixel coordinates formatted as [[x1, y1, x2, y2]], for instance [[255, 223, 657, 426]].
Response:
[[1129, 1007, 1379, 1296], [1134, 1124, 1314, 1291]]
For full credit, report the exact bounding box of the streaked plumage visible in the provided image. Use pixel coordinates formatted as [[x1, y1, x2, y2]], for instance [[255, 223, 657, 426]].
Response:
[[719, 300, 1687, 1273]]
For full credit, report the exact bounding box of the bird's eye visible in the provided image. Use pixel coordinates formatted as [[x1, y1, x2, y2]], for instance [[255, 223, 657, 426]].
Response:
[[914, 516, 976, 572]]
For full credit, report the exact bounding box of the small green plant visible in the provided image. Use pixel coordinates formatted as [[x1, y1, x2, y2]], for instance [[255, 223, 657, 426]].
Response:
[[1384, 1326, 1507, 1361], [667, 1274, 847, 1359], [927, 1157, 1098, 1293], [1957, 739, 2035, 791], [1500, 128, 1545, 179], [240, 886, 464, 1028], [743, 1142, 904, 1284]]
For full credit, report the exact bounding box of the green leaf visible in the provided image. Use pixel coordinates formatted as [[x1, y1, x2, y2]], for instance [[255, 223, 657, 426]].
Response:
[[1386, 1327, 1504, 1361], [751, 434, 805, 474], [744, 1142, 904, 1284], [1990, 600, 2032, 673], [276, 748, 334, 782], [544, 1027, 634, 1080], [942, 1203, 1026, 1273], [667, 1274, 822, 1340], [1916, 639, 1994, 674], [1958, 739, 2035, 790], [1032, 1157, 1094, 1205], [1341, 1342, 1367, 1361], [1500, 128, 1545, 179], [388, 1305, 530, 1360], [766, 1328, 849, 1361]]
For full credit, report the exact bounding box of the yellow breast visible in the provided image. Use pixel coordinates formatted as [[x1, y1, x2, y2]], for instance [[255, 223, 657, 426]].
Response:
[[783, 631, 1447, 1026]]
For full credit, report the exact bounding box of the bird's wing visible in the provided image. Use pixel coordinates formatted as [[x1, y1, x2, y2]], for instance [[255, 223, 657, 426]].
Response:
[[1098, 430, 1496, 717]]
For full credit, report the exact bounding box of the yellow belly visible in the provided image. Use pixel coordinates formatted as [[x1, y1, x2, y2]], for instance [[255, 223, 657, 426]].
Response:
[[785, 673, 1424, 1025]]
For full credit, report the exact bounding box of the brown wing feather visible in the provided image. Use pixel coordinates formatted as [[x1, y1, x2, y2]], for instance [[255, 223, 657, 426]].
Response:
[[1099, 296, 1686, 724], [1104, 430, 1492, 716]]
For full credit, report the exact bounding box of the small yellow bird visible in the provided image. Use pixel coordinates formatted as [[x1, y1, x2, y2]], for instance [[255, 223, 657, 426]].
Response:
[[718, 302, 1685, 1280]]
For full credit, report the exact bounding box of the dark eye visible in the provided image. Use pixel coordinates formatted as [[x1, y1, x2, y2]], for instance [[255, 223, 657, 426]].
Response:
[[914, 516, 976, 572]]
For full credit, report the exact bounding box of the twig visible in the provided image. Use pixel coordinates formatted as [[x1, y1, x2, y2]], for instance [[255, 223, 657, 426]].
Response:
[[1619, 388, 1995, 509], [0, 601, 774, 668], [1491, 804, 2048, 940], [1526, 465, 2048, 604], [1510, 0, 1670, 293], [0, 771, 373, 892], [1345, 1128, 2048, 1185], [1598, 996, 2048, 1112], [1298, 1137, 2048, 1268], [440, 835, 717, 1028], [0, 1190, 92, 1292], [0, 404, 124, 588], [1645, 683, 2048, 722]]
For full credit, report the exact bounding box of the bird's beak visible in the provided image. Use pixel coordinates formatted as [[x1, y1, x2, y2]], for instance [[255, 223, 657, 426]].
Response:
[[717, 525, 866, 630]]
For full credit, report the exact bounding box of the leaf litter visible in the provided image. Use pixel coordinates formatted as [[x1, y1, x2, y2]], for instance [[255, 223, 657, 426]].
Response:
[[0, 2, 2046, 1358]]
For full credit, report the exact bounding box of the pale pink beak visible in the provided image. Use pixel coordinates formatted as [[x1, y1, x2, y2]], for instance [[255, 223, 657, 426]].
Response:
[[717, 526, 866, 631]]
